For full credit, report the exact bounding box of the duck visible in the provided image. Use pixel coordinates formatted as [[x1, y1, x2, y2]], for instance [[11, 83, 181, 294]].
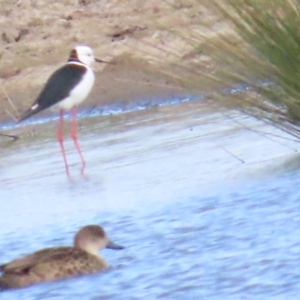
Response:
[[0, 225, 124, 289]]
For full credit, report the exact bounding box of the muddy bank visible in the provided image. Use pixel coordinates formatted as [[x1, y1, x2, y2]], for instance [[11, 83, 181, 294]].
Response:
[[0, 0, 225, 123]]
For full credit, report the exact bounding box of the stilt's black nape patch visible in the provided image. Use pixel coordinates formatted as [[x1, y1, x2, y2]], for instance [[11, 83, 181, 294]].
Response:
[[68, 49, 80, 63]]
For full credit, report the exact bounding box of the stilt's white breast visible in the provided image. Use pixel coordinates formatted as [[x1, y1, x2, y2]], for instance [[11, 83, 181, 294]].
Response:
[[57, 63, 95, 110]]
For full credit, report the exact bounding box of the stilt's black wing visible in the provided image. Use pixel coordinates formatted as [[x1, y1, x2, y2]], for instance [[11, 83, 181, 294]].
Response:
[[19, 63, 87, 122]]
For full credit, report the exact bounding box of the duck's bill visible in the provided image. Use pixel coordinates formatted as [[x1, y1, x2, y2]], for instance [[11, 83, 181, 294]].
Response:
[[106, 240, 124, 250], [95, 58, 114, 64]]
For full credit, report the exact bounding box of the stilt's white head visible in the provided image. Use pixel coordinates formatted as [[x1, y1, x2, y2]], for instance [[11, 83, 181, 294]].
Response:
[[70, 45, 112, 66], [74, 45, 95, 66]]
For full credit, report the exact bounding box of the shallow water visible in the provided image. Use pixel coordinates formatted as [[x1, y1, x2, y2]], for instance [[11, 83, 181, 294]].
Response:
[[1, 100, 300, 299]]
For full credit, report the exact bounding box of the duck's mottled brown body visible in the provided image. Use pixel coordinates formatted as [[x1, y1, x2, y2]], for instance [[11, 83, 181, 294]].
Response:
[[0, 225, 124, 289]]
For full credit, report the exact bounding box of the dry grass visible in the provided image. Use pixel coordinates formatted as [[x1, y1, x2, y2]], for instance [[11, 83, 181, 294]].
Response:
[[136, 0, 300, 138]]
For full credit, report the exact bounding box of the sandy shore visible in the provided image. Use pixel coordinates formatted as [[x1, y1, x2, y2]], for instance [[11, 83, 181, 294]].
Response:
[[0, 0, 224, 123]]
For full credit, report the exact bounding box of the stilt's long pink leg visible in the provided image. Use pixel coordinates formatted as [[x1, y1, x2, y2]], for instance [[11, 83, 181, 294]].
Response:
[[70, 106, 86, 174], [57, 109, 70, 177]]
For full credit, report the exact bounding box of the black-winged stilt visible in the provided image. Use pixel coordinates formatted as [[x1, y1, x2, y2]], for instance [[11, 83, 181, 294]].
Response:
[[19, 45, 110, 176]]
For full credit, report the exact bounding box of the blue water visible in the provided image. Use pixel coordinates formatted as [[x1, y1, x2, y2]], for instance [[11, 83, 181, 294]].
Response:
[[1, 100, 299, 299], [1, 173, 300, 299], [0, 94, 200, 130]]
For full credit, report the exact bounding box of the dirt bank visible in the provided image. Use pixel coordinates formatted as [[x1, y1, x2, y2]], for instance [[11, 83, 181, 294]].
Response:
[[0, 0, 223, 123]]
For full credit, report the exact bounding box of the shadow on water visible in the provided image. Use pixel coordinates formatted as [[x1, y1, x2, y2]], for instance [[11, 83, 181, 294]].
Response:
[[1, 99, 300, 299]]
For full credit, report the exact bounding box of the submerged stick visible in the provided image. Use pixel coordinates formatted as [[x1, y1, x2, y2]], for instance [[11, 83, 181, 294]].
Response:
[[217, 144, 245, 164], [0, 133, 19, 141]]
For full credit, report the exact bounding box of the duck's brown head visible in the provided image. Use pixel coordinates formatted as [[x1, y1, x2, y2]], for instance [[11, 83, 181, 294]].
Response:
[[74, 225, 124, 255]]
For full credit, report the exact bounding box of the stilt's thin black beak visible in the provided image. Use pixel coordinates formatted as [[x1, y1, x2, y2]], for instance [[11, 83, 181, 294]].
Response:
[[95, 58, 114, 64]]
